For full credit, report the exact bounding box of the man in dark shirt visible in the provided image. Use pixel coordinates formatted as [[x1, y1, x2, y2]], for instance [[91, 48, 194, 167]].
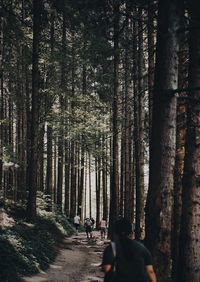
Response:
[[102, 219, 156, 282]]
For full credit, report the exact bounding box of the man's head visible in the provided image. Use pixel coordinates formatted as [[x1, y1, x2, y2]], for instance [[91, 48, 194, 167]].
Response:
[[113, 218, 132, 237]]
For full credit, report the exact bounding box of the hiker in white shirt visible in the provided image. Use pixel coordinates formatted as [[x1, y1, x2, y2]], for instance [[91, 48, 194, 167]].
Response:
[[74, 214, 80, 235]]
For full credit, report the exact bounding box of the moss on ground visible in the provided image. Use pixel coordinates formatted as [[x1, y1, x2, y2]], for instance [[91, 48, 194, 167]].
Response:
[[0, 206, 75, 282]]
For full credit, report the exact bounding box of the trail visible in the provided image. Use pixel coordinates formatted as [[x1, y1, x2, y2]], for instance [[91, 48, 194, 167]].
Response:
[[21, 231, 107, 282]]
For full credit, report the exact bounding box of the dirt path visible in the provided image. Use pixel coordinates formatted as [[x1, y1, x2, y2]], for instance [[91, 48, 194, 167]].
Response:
[[21, 231, 107, 282]]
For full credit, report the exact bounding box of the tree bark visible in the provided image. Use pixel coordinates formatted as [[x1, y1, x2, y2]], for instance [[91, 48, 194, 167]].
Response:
[[46, 10, 55, 198], [88, 153, 92, 218], [109, 0, 120, 235], [145, 0, 180, 280], [134, 8, 145, 239], [0, 9, 4, 195], [148, 1, 155, 135], [178, 2, 200, 281], [172, 2, 187, 278], [78, 143, 84, 217], [95, 154, 101, 228], [64, 139, 70, 216], [57, 134, 63, 210], [27, 0, 41, 221], [123, 2, 133, 221]]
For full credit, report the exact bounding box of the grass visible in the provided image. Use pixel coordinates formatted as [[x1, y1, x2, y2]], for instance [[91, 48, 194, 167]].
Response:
[[0, 205, 75, 282]]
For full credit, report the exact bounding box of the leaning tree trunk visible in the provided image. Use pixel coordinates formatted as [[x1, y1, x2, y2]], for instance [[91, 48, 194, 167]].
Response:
[[145, 0, 180, 280], [178, 2, 200, 281], [27, 0, 41, 221]]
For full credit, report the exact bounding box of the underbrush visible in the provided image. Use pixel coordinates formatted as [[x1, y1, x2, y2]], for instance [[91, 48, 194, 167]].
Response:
[[0, 205, 75, 282]]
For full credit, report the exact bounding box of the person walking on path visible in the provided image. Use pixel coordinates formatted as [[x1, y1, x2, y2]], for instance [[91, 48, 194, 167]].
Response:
[[84, 218, 93, 239], [99, 218, 107, 240], [73, 214, 80, 235], [102, 218, 157, 282]]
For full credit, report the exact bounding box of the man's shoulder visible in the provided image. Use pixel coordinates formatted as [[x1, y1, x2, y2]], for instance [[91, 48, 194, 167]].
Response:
[[132, 239, 151, 254]]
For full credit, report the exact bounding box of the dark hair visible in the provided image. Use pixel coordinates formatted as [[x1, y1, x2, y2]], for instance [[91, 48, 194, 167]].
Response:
[[114, 218, 132, 236], [113, 218, 133, 261]]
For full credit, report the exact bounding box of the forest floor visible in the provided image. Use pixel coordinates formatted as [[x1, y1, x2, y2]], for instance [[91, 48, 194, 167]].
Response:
[[21, 231, 106, 282]]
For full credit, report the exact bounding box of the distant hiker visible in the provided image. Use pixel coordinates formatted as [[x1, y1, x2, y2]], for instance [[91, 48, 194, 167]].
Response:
[[84, 218, 93, 239], [99, 218, 107, 240], [74, 214, 80, 235], [91, 217, 95, 229], [102, 218, 157, 282], [132, 221, 135, 233]]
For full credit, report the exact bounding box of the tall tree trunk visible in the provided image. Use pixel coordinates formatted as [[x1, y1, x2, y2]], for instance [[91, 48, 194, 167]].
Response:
[[57, 12, 67, 211], [102, 152, 108, 221], [124, 2, 133, 222], [0, 9, 3, 195], [78, 143, 84, 217], [178, 2, 200, 281], [64, 139, 70, 216], [18, 2, 28, 201], [88, 153, 92, 218], [70, 141, 76, 217], [27, 0, 41, 221], [57, 135, 63, 210], [53, 138, 57, 205], [109, 0, 120, 235], [148, 1, 155, 134], [69, 33, 76, 218], [84, 154, 88, 219], [145, 0, 180, 280], [135, 8, 145, 239], [172, 2, 187, 278], [46, 10, 55, 199], [38, 125, 44, 192], [120, 124, 125, 217], [95, 154, 101, 228], [46, 125, 53, 195]]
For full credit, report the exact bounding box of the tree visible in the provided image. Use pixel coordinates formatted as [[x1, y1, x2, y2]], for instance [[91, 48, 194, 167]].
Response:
[[145, 0, 181, 280], [27, 0, 41, 221], [172, 1, 187, 278], [0, 4, 4, 195], [134, 7, 145, 240], [109, 0, 120, 236], [178, 1, 200, 281]]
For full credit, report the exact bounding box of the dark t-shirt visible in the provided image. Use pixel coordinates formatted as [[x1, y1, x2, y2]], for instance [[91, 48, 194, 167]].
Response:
[[102, 239, 152, 282]]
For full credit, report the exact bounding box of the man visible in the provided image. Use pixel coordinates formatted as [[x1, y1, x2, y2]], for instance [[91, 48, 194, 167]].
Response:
[[102, 218, 157, 282], [99, 218, 107, 240], [73, 214, 80, 235], [84, 218, 93, 239]]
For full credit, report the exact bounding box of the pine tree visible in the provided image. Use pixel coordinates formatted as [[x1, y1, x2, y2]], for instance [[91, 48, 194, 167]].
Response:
[[145, 0, 181, 279]]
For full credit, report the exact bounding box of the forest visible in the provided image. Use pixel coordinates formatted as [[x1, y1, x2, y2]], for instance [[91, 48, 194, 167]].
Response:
[[0, 0, 199, 281]]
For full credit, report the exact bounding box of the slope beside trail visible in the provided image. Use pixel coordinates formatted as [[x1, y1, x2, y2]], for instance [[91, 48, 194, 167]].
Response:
[[21, 231, 107, 282]]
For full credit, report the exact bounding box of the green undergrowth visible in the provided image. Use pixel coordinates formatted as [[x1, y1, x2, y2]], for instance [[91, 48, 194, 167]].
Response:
[[0, 206, 75, 282]]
